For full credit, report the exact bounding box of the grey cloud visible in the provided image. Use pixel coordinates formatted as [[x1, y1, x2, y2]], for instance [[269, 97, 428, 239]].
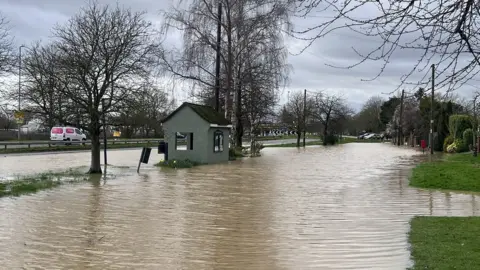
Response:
[[1, 0, 477, 110]]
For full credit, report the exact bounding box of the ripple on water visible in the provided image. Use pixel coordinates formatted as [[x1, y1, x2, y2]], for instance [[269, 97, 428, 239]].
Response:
[[0, 144, 479, 269]]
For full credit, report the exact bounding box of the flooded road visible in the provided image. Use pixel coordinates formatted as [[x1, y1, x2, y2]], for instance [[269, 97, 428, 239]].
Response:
[[1, 143, 479, 269]]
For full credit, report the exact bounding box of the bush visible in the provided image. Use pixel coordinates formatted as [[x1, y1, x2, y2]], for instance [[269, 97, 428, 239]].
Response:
[[156, 159, 200, 168], [443, 135, 454, 152], [323, 134, 339, 145], [447, 138, 469, 153], [229, 148, 245, 160], [448, 114, 472, 139]]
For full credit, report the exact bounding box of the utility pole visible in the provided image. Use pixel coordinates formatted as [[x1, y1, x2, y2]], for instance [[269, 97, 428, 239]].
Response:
[[18, 45, 25, 141], [430, 64, 435, 155], [303, 89, 307, 147], [214, 2, 222, 112], [397, 89, 404, 146]]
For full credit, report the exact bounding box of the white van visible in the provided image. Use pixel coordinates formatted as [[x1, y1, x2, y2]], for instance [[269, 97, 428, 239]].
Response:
[[50, 126, 87, 145]]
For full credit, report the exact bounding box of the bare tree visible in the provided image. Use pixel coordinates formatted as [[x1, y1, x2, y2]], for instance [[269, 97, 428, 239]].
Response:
[[283, 90, 314, 147], [0, 13, 14, 77], [292, 0, 480, 92], [161, 0, 291, 148], [111, 80, 173, 138], [391, 97, 421, 145], [312, 92, 352, 145], [38, 1, 160, 173], [20, 42, 71, 129]]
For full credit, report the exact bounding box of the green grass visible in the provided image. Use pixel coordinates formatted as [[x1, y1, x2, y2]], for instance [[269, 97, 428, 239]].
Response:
[[0, 169, 89, 198], [264, 140, 323, 147], [0, 142, 160, 154], [408, 216, 480, 270], [156, 159, 201, 169], [410, 153, 480, 192], [264, 137, 383, 148], [338, 137, 384, 144], [253, 134, 316, 141]]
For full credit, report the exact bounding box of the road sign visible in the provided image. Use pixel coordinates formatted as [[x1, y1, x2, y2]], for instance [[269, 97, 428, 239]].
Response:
[[14, 110, 24, 124]]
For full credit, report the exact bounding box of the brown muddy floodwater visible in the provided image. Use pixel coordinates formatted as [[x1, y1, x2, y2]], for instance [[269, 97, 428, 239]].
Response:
[[1, 144, 479, 269]]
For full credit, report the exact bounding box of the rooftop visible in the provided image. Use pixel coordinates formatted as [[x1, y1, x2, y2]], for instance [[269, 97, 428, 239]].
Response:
[[161, 102, 231, 126]]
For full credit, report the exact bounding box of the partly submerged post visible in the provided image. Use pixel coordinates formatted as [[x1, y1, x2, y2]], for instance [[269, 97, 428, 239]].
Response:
[[137, 147, 152, 173]]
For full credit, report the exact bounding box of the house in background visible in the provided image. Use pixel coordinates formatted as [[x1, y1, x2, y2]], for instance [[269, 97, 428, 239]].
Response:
[[20, 119, 44, 134], [160, 102, 231, 164]]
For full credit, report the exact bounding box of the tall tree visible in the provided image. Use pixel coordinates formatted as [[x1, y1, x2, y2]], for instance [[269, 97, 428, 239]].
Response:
[[355, 96, 385, 133], [161, 0, 290, 148], [283, 90, 314, 147], [312, 92, 352, 145], [0, 13, 14, 77], [28, 2, 160, 173]]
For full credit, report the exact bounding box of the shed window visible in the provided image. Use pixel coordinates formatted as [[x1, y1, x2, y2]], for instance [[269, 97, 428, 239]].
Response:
[[214, 130, 224, 152]]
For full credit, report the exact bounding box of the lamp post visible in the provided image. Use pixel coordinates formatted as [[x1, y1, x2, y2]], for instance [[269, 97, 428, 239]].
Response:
[[18, 45, 25, 140]]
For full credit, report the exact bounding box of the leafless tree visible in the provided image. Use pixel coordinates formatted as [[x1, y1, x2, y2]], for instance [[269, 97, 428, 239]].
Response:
[[291, 0, 480, 93], [0, 13, 14, 77], [391, 96, 421, 145], [19, 42, 71, 129], [282, 90, 315, 147], [25, 1, 161, 173], [161, 0, 291, 148], [111, 80, 173, 138], [312, 92, 352, 145]]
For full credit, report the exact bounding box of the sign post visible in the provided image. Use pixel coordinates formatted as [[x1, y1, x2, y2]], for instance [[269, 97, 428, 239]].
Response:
[[14, 110, 24, 124], [137, 147, 152, 173]]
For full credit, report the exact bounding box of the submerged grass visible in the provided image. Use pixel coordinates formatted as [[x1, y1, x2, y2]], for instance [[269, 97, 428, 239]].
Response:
[[408, 216, 480, 269], [155, 159, 201, 169], [264, 140, 323, 148], [0, 168, 89, 198], [264, 137, 383, 148], [410, 153, 480, 192], [0, 142, 157, 154]]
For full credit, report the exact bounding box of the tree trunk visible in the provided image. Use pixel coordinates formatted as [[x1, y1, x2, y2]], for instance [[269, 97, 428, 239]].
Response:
[[89, 134, 102, 174], [296, 130, 301, 147]]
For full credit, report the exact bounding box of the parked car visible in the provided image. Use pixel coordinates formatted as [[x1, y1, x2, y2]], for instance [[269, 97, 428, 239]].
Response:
[[50, 126, 87, 145], [358, 133, 370, 139]]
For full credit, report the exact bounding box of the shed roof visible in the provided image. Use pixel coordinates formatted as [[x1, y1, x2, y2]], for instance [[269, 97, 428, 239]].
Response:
[[160, 102, 231, 126]]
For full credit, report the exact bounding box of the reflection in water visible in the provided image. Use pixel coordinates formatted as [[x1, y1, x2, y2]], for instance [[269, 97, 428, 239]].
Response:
[[0, 143, 479, 269]]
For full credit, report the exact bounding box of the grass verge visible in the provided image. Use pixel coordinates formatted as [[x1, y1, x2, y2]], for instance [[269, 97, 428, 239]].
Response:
[[253, 135, 317, 141], [408, 216, 480, 269], [338, 137, 384, 144], [156, 159, 201, 169], [264, 140, 323, 148], [0, 169, 89, 198], [264, 137, 383, 147], [410, 153, 480, 192], [0, 142, 161, 154]]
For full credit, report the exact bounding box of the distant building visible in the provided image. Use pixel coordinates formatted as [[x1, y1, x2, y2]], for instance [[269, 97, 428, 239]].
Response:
[[160, 102, 232, 164]]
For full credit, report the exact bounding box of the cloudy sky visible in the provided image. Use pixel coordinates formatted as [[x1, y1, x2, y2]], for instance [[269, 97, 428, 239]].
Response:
[[1, 0, 477, 112]]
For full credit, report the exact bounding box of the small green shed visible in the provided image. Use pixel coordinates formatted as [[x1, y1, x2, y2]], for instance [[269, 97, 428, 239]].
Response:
[[160, 102, 232, 164]]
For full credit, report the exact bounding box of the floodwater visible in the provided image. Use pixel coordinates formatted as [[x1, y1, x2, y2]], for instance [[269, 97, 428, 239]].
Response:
[[1, 144, 479, 269]]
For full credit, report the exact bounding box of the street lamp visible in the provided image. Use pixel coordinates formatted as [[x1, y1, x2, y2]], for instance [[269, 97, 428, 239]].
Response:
[[17, 45, 25, 140]]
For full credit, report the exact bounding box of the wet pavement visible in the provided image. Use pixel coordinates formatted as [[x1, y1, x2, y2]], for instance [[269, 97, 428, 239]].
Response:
[[0, 143, 479, 269]]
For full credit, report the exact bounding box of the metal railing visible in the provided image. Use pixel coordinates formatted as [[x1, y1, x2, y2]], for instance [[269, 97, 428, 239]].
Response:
[[0, 138, 164, 150]]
